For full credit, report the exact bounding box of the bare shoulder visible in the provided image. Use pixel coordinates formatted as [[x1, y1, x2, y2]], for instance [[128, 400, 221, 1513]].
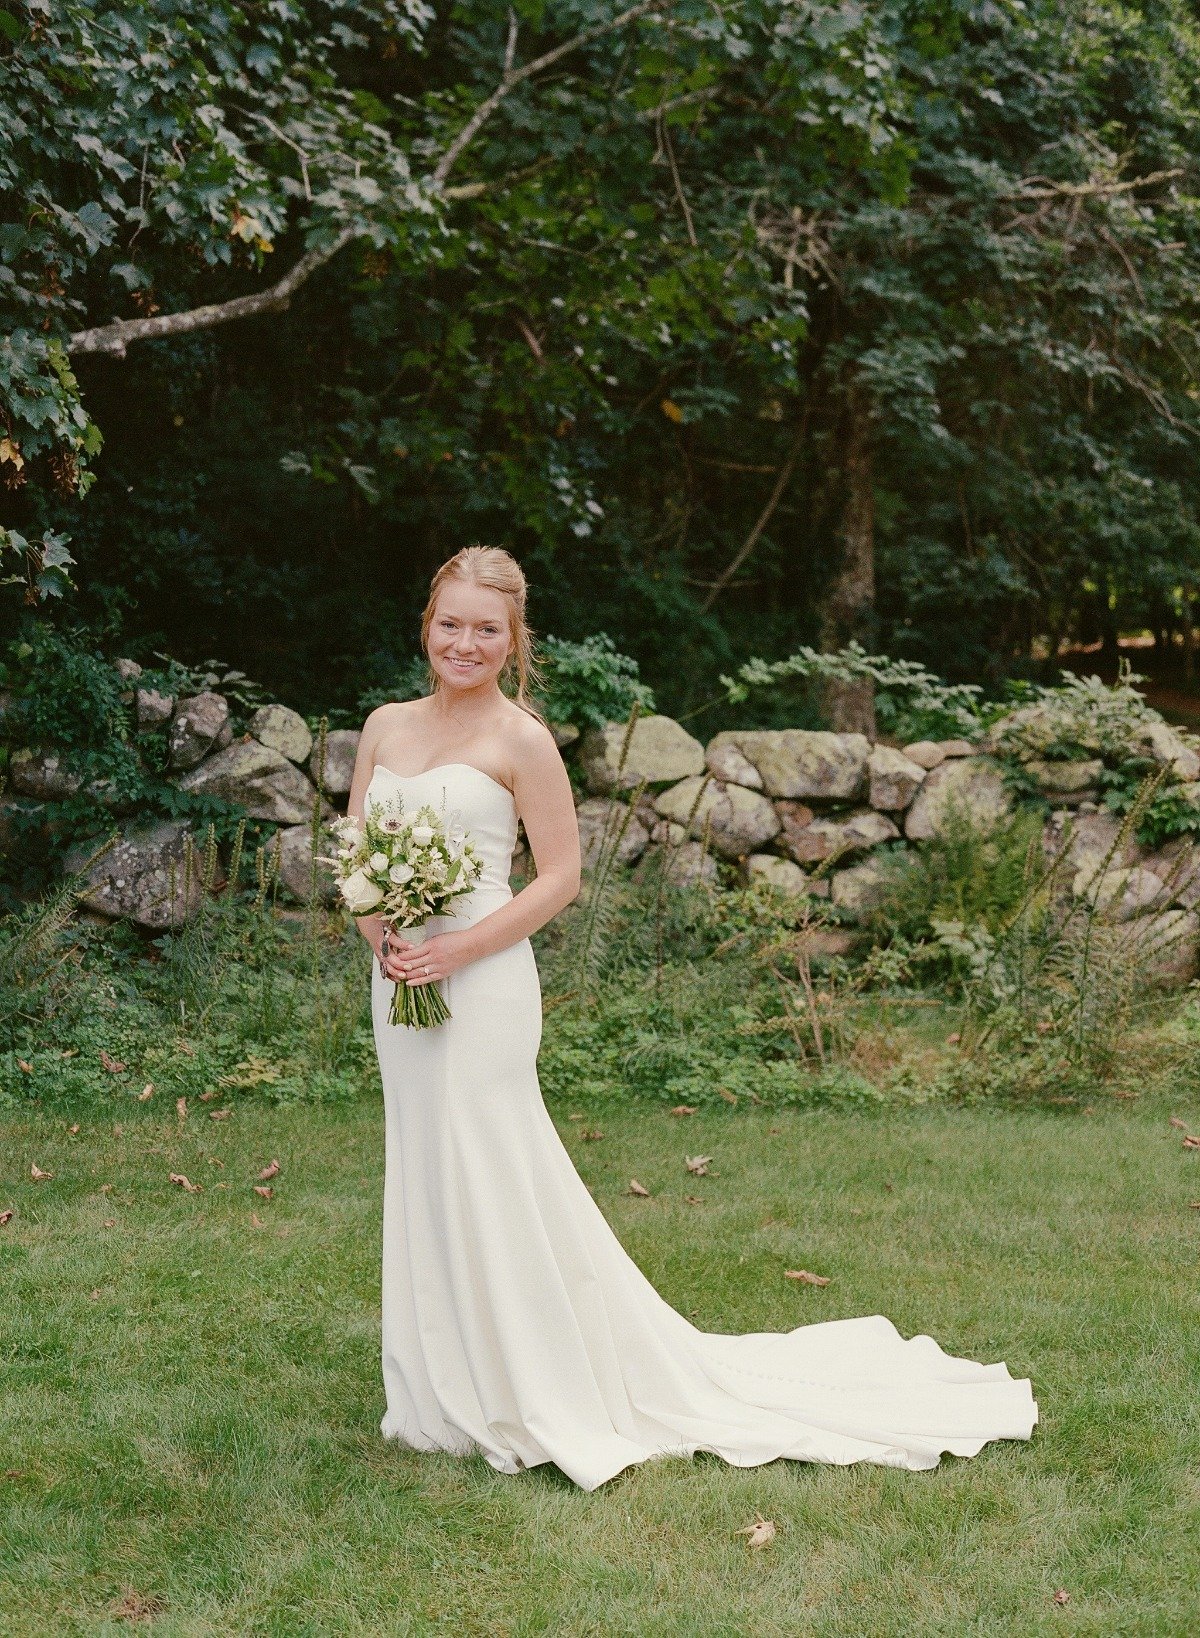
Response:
[[359, 698, 421, 745], [504, 706, 565, 784]]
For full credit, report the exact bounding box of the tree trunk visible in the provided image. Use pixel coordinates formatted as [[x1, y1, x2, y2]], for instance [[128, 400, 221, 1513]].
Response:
[[819, 380, 876, 736]]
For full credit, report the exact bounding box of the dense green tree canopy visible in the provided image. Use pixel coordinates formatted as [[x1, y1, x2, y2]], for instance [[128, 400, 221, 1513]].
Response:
[[4, 1, 1200, 716]]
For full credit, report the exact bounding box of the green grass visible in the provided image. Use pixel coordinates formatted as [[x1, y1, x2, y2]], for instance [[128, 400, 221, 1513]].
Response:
[[2, 1096, 1199, 1636]]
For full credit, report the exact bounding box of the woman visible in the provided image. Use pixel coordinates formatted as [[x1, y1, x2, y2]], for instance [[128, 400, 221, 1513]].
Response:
[[345, 546, 1038, 1492]]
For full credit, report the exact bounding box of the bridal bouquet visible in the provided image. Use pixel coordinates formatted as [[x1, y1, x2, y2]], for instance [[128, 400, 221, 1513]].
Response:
[[325, 793, 483, 1029]]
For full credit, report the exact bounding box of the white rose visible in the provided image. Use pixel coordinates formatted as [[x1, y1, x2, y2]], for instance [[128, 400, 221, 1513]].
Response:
[[369, 851, 390, 873], [410, 825, 435, 846], [341, 868, 384, 912], [389, 861, 414, 883]]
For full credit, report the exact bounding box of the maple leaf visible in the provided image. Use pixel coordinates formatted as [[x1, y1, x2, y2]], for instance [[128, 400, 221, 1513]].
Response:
[[685, 1154, 713, 1175], [30, 1163, 53, 1181], [627, 1179, 651, 1197], [253, 1185, 273, 1199], [669, 1105, 697, 1116], [785, 1268, 830, 1286], [1183, 1135, 1200, 1150], [0, 1209, 14, 1226], [99, 1050, 126, 1073], [168, 1173, 202, 1194], [735, 1514, 776, 1549], [257, 1159, 280, 1182]]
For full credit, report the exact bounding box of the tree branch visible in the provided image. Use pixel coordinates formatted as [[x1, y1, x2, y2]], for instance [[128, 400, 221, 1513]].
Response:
[[700, 414, 809, 614], [68, 226, 357, 358], [430, 0, 665, 188], [1002, 167, 1183, 202]]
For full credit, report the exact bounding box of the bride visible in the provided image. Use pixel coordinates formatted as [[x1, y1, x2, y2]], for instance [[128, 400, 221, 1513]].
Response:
[[344, 546, 1038, 1492]]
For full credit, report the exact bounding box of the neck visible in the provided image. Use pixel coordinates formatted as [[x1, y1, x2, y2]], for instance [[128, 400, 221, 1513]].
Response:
[[432, 679, 505, 723]]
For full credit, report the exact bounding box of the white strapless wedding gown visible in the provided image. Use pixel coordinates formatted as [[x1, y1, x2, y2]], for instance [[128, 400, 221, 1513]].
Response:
[[367, 762, 1038, 1492]]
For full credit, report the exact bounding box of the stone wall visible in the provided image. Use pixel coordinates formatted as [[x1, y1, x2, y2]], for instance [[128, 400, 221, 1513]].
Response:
[[5, 666, 1200, 981]]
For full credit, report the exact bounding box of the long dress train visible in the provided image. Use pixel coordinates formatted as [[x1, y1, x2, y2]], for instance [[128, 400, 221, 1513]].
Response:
[[368, 762, 1038, 1492]]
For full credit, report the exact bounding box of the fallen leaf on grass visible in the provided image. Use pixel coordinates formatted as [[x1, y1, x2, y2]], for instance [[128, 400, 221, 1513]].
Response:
[[1169, 1116, 1188, 1129], [112, 1587, 167, 1622], [99, 1183, 113, 1194], [67, 1123, 79, 1134], [17, 1059, 32, 1073], [89, 1289, 101, 1301], [1051, 1589, 1071, 1606], [206, 1156, 225, 1168], [175, 1096, 187, 1122], [208, 1109, 231, 1122], [60, 1047, 79, 1059], [257, 1159, 280, 1182], [112, 1124, 123, 1137], [0, 1209, 14, 1226], [735, 1514, 776, 1549], [168, 1173, 202, 1194], [249, 1212, 265, 1228], [135, 1084, 154, 1102], [198, 1089, 222, 1102], [684, 1194, 703, 1205], [785, 1269, 830, 1286], [99, 1050, 126, 1074], [1183, 1135, 1200, 1150], [628, 1179, 651, 1197], [102, 1218, 116, 1228], [581, 1128, 604, 1141], [567, 1113, 585, 1121], [670, 1105, 697, 1116], [685, 1154, 713, 1176], [30, 1163, 53, 1181], [768, 1126, 781, 1135], [717, 1087, 738, 1105], [253, 1185, 273, 1199]]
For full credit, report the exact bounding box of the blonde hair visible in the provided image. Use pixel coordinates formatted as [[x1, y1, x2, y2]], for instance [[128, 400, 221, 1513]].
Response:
[[420, 546, 548, 724]]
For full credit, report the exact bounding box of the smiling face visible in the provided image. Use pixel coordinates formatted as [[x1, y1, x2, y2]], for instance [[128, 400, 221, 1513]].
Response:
[[426, 580, 514, 697]]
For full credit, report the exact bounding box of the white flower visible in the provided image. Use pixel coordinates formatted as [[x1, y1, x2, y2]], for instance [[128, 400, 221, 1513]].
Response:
[[341, 869, 384, 912], [389, 861, 414, 884], [369, 851, 390, 873], [410, 824, 434, 845]]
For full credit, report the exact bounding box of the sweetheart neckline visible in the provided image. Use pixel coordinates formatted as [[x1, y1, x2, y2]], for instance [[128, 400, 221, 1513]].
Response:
[[370, 761, 516, 803]]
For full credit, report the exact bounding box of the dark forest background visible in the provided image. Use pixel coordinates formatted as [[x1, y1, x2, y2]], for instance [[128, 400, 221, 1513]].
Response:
[[6, 0, 1200, 726]]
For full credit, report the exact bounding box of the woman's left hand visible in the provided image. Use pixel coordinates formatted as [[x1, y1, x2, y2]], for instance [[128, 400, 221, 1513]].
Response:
[[387, 930, 474, 988]]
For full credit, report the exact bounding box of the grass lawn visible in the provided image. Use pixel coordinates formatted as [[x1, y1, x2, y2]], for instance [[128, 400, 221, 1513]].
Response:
[[2, 1093, 1198, 1636]]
